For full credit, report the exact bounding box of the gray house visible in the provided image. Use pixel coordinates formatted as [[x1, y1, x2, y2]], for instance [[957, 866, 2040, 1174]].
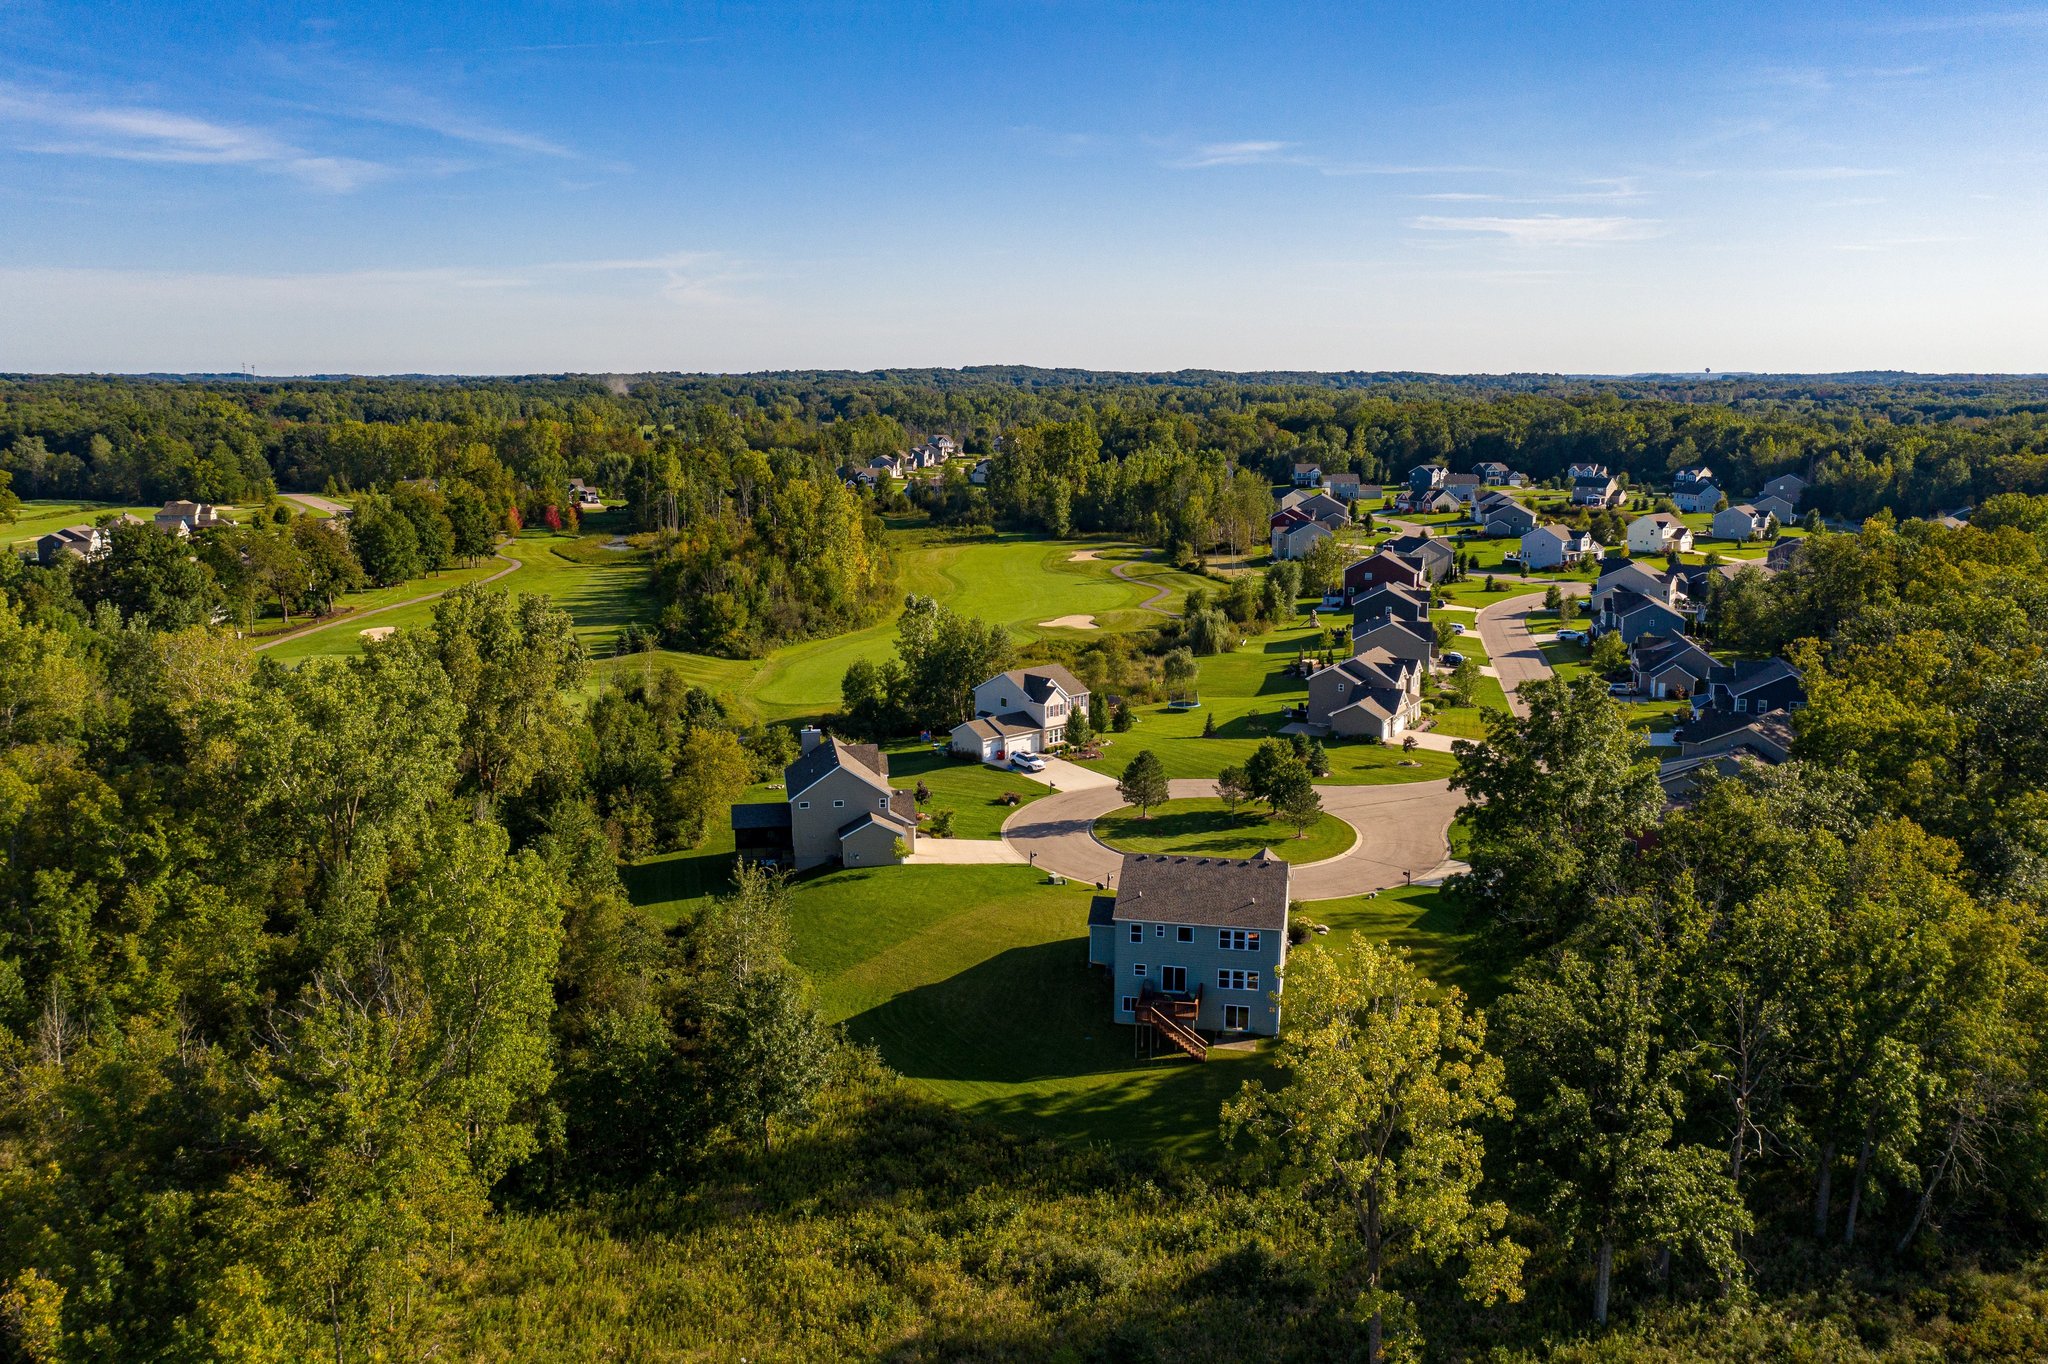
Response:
[[1087, 851, 1290, 1047], [731, 728, 918, 872], [1305, 649, 1421, 739], [1711, 504, 1776, 541], [1522, 523, 1601, 570]]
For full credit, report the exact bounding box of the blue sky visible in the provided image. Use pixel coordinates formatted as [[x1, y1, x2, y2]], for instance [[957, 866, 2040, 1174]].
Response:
[[1, 2, 2044, 374]]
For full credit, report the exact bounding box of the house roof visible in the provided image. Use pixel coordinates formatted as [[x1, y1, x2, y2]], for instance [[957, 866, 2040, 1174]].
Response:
[[1632, 512, 1686, 529], [837, 810, 913, 843], [1381, 533, 1453, 562], [730, 801, 794, 830], [1333, 686, 1410, 724], [1088, 894, 1117, 927], [1442, 472, 1481, 487], [992, 665, 1088, 702], [786, 736, 890, 799], [1632, 632, 1715, 672], [952, 713, 1041, 742], [1711, 656, 1802, 696], [1351, 583, 1430, 618], [1111, 852, 1290, 930]]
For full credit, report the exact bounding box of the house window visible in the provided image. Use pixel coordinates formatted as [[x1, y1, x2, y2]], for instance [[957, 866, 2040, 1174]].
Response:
[[1224, 1005, 1250, 1031], [1133, 963, 1147, 978], [1155, 924, 1165, 938], [1120, 996, 1137, 1014], [1217, 969, 1259, 991], [833, 799, 845, 808], [1218, 930, 1261, 952], [797, 801, 809, 810], [1129, 924, 1143, 943], [1177, 926, 1193, 943]]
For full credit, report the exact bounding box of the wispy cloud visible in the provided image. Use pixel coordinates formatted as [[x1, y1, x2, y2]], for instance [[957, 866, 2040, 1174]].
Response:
[[0, 83, 381, 190], [264, 51, 574, 158], [1767, 166, 1901, 181], [1170, 139, 1297, 168], [1833, 234, 1972, 252], [1408, 214, 1663, 245]]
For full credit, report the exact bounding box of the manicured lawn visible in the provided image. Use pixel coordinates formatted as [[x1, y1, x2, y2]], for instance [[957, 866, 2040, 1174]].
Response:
[[596, 532, 1216, 723], [881, 742, 1050, 841], [1094, 798, 1356, 864], [1425, 682, 1508, 738], [265, 530, 657, 664], [787, 864, 1274, 1154], [1298, 884, 1509, 1004], [5, 499, 161, 546]]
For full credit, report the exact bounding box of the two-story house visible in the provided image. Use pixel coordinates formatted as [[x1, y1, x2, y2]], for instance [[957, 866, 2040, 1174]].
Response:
[[1304, 648, 1422, 739], [729, 728, 919, 871], [1759, 472, 1807, 507], [1292, 463, 1324, 487], [154, 500, 225, 537], [1711, 503, 1776, 541], [1473, 491, 1537, 537], [1407, 464, 1448, 494], [1569, 466, 1627, 508], [1695, 657, 1804, 718], [1379, 534, 1456, 584], [1630, 633, 1718, 699], [1626, 512, 1694, 556], [1270, 508, 1333, 561], [1087, 851, 1290, 1048], [1350, 585, 1435, 669], [1521, 523, 1602, 570], [36, 523, 109, 564], [951, 665, 1091, 761], [1473, 460, 1513, 484], [1323, 472, 1366, 503]]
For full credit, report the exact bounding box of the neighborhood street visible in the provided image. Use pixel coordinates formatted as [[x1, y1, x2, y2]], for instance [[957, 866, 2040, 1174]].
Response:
[[1474, 584, 1588, 717], [999, 774, 1464, 898]]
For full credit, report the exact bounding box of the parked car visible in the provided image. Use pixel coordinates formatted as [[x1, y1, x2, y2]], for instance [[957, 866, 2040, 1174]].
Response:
[[1009, 752, 1049, 773], [1441, 651, 1466, 667], [1450, 623, 1467, 634], [1606, 682, 1635, 697], [1556, 628, 1586, 643]]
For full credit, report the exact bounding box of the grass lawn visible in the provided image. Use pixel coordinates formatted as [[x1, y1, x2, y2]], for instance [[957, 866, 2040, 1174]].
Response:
[[265, 529, 656, 664], [1299, 884, 1509, 1004], [593, 532, 1215, 723], [5, 499, 160, 546], [881, 742, 1050, 841], [1094, 798, 1356, 864], [788, 864, 1271, 1154]]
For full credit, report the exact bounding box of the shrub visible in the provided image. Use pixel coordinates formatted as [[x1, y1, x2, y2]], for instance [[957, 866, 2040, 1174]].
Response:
[[930, 808, 956, 837]]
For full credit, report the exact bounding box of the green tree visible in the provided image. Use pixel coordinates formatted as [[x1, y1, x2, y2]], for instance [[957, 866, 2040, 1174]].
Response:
[[427, 585, 586, 801], [1118, 749, 1169, 818], [347, 494, 422, 587], [1216, 764, 1251, 814], [291, 516, 364, 615], [1588, 629, 1629, 672], [1497, 947, 1748, 1324], [1224, 940, 1524, 1364], [1273, 768, 1323, 838], [1450, 676, 1662, 943], [673, 726, 754, 847], [1162, 646, 1199, 702], [444, 482, 499, 563]]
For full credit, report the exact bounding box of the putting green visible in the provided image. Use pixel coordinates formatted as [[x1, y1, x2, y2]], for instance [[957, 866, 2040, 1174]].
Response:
[[1093, 798, 1356, 864]]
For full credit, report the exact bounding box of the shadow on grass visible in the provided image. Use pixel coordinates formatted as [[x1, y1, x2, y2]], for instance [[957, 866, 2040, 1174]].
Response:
[[842, 937, 1273, 1151]]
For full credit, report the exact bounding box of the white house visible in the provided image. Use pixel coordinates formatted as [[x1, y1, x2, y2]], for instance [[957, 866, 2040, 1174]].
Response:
[[1521, 523, 1602, 570], [154, 500, 225, 537], [951, 665, 1092, 761], [1626, 512, 1694, 556], [970, 458, 992, 486]]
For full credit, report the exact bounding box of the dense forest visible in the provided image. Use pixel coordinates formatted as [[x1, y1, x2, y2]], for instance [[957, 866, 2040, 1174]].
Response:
[[7, 368, 2048, 527], [8, 375, 2048, 1358]]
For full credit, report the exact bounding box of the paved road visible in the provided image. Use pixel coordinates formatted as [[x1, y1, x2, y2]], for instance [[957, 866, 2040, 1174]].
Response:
[[281, 493, 352, 516], [1001, 775, 1463, 900], [1473, 585, 1588, 717], [251, 552, 519, 653]]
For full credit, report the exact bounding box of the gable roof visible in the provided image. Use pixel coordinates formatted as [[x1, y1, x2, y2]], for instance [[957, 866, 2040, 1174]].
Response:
[[1381, 533, 1453, 562], [1112, 853, 1290, 930], [1710, 656, 1802, 696], [786, 736, 890, 799], [991, 664, 1089, 702], [953, 713, 1040, 742]]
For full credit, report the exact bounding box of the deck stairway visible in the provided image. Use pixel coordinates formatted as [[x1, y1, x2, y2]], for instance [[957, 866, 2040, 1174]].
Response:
[[1137, 993, 1208, 1061]]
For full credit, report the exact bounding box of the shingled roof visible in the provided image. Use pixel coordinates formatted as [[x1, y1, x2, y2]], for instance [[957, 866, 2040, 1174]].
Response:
[[1111, 852, 1290, 930], [785, 736, 889, 799]]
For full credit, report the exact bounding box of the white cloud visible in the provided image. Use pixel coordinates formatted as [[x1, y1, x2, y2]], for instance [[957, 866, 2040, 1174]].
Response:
[[0, 84, 382, 190], [1170, 139, 1295, 168], [1767, 166, 1901, 181], [1408, 214, 1663, 245]]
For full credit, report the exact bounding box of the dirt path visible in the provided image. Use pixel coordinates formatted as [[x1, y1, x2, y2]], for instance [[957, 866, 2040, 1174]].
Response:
[[250, 552, 520, 653], [1109, 556, 1181, 617]]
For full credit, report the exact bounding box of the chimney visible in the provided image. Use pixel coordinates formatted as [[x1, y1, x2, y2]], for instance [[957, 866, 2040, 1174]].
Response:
[[800, 726, 825, 754]]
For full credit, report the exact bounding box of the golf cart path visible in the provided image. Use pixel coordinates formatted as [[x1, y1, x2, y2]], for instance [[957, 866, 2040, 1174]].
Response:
[[250, 552, 520, 653], [1108, 556, 1181, 617], [281, 492, 353, 516], [1001, 774, 1462, 899]]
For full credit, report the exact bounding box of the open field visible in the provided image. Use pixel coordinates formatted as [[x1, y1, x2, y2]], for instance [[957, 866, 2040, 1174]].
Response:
[[1094, 798, 1356, 864], [5, 499, 161, 545], [590, 532, 1214, 721]]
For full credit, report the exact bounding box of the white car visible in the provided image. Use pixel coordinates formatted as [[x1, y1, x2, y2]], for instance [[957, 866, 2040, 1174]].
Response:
[[1557, 628, 1586, 644], [1450, 623, 1467, 635], [1009, 752, 1049, 773]]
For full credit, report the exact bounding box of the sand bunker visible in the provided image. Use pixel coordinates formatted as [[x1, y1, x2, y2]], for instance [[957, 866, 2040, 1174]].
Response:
[[359, 626, 397, 642], [1039, 614, 1098, 630], [1067, 549, 1100, 561]]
